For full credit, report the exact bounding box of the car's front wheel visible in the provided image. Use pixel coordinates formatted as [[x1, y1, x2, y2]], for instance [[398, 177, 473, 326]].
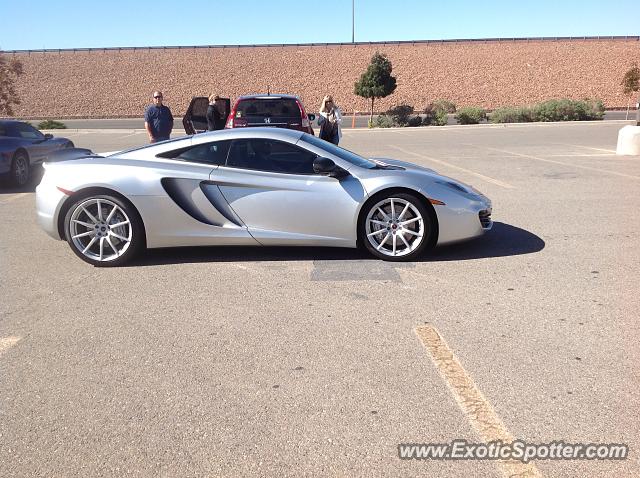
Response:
[[359, 192, 435, 261], [64, 194, 145, 267]]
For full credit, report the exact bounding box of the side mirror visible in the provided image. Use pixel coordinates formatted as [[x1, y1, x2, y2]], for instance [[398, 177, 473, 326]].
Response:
[[313, 157, 348, 179], [44, 133, 53, 139], [307, 113, 316, 122]]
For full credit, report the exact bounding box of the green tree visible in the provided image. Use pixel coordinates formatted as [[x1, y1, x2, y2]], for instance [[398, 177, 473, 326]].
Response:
[[0, 51, 24, 116], [354, 52, 397, 123], [621, 63, 640, 121]]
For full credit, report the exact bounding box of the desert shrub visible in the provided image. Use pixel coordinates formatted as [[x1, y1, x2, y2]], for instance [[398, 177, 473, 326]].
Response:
[[38, 119, 66, 129], [371, 114, 394, 128], [432, 99, 457, 113], [407, 115, 423, 127], [455, 107, 486, 124], [490, 106, 535, 123], [532, 99, 604, 122], [424, 103, 448, 126], [386, 104, 414, 126], [578, 99, 605, 120]]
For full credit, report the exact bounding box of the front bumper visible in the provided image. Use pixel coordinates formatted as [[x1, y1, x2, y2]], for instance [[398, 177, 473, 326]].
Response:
[[435, 197, 493, 246]]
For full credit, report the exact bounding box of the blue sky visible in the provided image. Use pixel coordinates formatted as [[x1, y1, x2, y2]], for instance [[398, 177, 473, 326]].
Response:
[[1, 0, 638, 50]]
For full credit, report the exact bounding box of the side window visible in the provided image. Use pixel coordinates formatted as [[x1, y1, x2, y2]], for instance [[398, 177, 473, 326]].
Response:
[[160, 140, 231, 165], [0, 125, 6, 136], [226, 139, 318, 174], [16, 123, 44, 140]]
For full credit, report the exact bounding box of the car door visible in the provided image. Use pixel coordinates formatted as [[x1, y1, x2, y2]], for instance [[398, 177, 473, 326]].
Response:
[[10, 123, 49, 163], [209, 137, 365, 246], [143, 139, 257, 247], [183, 96, 230, 134]]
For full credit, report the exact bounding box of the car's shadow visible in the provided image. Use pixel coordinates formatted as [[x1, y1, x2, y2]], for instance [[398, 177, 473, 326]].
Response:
[[0, 166, 43, 194], [130, 222, 544, 266]]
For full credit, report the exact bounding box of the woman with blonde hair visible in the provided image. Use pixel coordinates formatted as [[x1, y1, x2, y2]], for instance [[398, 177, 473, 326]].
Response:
[[318, 95, 342, 145], [206, 94, 225, 131]]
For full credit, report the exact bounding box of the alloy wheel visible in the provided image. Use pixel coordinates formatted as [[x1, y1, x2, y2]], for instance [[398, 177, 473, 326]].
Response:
[[13, 155, 29, 186], [68, 198, 133, 262], [364, 197, 425, 257]]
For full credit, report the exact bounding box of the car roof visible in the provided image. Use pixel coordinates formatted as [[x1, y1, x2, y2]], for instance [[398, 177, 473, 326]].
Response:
[[0, 120, 26, 126], [191, 126, 305, 143], [113, 127, 307, 158], [236, 94, 301, 101]]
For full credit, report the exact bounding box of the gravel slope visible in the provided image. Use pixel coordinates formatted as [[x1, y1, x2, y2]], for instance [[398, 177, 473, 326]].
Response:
[[8, 39, 640, 118]]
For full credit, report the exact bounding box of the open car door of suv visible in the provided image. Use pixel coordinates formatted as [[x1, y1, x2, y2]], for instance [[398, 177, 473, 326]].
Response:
[[183, 96, 230, 135]]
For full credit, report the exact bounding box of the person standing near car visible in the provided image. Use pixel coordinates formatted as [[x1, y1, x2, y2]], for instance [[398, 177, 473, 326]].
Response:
[[318, 95, 342, 145], [206, 94, 226, 131], [144, 91, 174, 143]]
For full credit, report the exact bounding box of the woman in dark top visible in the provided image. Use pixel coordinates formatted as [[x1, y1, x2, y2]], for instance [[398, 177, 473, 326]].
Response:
[[206, 94, 225, 131]]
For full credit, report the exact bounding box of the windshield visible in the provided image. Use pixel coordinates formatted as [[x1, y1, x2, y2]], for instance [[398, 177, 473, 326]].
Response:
[[236, 99, 300, 118], [300, 134, 376, 169]]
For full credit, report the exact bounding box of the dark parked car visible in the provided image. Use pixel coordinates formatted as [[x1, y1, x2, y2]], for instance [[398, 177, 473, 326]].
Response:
[[0, 120, 74, 186], [183, 94, 314, 135]]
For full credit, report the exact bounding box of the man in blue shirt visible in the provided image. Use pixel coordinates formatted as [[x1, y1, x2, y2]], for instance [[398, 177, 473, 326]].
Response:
[[144, 91, 174, 143]]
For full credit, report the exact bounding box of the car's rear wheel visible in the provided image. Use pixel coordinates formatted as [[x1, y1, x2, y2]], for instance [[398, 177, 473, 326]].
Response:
[[64, 194, 144, 267], [359, 192, 434, 261], [11, 151, 30, 187]]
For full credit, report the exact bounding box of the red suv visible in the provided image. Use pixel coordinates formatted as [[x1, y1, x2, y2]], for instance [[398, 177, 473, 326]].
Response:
[[183, 94, 314, 135], [227, 94, 315, 134]]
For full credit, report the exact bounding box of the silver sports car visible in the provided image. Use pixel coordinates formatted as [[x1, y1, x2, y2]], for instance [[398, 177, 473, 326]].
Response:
[[36, 128, 492, 266]]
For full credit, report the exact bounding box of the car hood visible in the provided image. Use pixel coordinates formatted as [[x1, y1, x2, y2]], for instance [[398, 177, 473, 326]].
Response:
[[45, 137, 71, 146], [369, 157, 437, 174], [366, 156, 489, 203]]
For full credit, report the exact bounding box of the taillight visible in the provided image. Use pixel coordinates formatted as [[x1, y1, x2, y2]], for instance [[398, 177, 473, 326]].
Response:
[[226, 102, 239, 129], [296, 100, 310, 129], [231, 118, 248, 128]]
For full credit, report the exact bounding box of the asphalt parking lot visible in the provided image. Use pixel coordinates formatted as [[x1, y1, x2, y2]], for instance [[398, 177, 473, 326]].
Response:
[[1, 121, 639, 477]]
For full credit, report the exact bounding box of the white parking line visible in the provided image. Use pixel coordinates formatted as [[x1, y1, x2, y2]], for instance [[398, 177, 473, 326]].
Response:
[[482, 147, 640, 180], [0, 193, 30, 204], [118, 131, 147, 139], [548, 153, 617, 157], [0, 336, 21, 357], [415, 326, 543, 478], [389, 145, 516, 189], [556, 143, 616, 154]]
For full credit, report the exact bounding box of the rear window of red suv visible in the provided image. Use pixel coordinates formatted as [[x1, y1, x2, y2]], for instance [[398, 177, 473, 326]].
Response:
[[235, 98, 300, 118]]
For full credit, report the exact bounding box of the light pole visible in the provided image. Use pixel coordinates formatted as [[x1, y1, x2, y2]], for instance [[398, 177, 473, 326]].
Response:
[[352, 0, 355, 43]]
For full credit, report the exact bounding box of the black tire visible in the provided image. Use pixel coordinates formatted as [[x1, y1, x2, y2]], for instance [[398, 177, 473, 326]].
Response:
[[10, 150, 30, 187], [358, 192, 435, 262], [64, 193, 145, 267]]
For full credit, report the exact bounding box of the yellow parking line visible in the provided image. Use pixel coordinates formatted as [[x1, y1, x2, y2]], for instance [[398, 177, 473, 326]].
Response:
[[0, 336, 21, 357], [415, 326, 543, 478], [484, 147, 640, 180], [390, 145, 516, 189]]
